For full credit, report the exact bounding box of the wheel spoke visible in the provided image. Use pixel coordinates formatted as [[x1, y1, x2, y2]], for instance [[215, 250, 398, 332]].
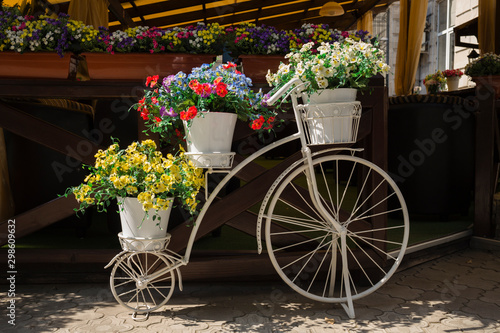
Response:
[[272, 234, 332, 252]]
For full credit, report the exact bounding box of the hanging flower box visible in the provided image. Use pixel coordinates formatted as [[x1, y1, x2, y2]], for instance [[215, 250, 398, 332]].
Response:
[[0, 52, 72, 79], [239, 54, 287, 84], [82, 53, 216, 80]]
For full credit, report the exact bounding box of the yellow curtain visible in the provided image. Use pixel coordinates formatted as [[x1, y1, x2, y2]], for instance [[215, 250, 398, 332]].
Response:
[[0, 129, 14, 221], [394, 0, 428, 96], [356, 11, 373, 33], [478, 0, 496, 54], [68, 0, 109, 28]]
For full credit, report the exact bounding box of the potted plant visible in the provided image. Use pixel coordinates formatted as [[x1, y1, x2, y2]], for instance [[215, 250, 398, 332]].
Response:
[[133, 62, 275, 167], [267, 38, 390, 103], [66, 139, 205, 241], [442, 69, 464, 91], [465, 52, 500, 98], [423, 71, 446, 94], [0, 5, 74, 78], [266, 38, 388, 144]]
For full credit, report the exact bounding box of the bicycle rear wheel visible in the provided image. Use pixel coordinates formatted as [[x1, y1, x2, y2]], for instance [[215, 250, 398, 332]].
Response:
[[265, 154, 409, 303]]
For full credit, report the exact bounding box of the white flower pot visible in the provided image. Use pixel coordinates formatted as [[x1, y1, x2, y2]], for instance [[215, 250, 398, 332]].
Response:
[[446, 76, 459, 91], [184, 112, 237, 153], [303, 88, 358, 104], [117, 196, 173, 241]]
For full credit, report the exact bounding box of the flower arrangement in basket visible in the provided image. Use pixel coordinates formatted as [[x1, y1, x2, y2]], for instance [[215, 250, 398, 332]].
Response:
[[134, 62, 276, 146], [66, 139, 205, 222], [423, 71, 446, 94], [266, 38, 390, 100]]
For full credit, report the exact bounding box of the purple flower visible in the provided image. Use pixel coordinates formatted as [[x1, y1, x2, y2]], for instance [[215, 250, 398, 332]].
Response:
[[160, 106, 178, 117]]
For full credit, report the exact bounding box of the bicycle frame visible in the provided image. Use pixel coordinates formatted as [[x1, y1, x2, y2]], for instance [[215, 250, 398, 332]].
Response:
[[183, 78, 349, 263]]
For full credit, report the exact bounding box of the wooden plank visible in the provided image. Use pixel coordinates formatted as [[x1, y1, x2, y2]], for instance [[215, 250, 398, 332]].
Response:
[[0, 102, 103, 165], [0, 196, 79, 246], [0, 79, 143, 99]]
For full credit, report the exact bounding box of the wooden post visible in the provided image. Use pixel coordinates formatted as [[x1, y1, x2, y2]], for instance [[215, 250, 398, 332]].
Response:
[[474, 83, 498, 238]]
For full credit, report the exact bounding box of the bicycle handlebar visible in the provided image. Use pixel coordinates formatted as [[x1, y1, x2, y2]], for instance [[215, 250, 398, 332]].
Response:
[[265, 77, 303, 106]]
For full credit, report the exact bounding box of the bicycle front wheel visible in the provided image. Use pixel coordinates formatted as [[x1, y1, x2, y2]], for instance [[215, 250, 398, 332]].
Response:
[[265, 154, 409, 303]]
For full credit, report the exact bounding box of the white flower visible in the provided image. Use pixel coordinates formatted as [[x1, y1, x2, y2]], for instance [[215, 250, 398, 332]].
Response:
[[316, 77, 328, 88]]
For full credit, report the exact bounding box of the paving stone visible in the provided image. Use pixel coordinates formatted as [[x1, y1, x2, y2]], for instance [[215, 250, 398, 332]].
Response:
[[471, 267, 500, 283], [71, 317, 135, 332], [355, 292, 404, 311], [461, 299, 500, 320], [146, 316, 210, 332], [442, 311, 500, 332], [375, 312, 426, 332], [376, 282, 424, 300], [397, 274, 440, 291], [457, 272, 499, 290], [186, 305, 245, 322], [480, 287, 500, 307]]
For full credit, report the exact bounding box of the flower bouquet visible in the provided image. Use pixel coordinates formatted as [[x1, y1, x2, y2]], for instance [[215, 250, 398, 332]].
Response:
[[423, 71, 446, 94]]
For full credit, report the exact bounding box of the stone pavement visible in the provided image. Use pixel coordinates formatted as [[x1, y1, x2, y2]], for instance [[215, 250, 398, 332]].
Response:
[[2, 247, 500, 332]]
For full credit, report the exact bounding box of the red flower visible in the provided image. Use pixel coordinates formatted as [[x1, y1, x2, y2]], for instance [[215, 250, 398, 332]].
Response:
[[140, 109, 149, 120], [155, 116, 161, 123], [216, 82, 228, 97], [223, 62, 237, 69], [180, 106, 198, 121], [189, 79, 199, 90], [251, 116, 265, 130], [145, 75, 159, 88]]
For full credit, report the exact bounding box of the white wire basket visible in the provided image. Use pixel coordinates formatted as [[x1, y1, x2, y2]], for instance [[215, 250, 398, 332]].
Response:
[[185, 152, 235, 169], [118, 232, 171, 252], [301, 101, 362, 145]]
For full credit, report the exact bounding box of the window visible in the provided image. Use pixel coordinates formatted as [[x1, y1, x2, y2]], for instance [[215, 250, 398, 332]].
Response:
[[437, 0, 455, 71]]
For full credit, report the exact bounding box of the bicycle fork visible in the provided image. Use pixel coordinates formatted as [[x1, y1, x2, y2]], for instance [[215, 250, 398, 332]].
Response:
[[301, 146, 355, 319]]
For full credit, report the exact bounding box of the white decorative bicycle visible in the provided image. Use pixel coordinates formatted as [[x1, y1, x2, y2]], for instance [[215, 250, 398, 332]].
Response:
[[105, 78, 410, 319]]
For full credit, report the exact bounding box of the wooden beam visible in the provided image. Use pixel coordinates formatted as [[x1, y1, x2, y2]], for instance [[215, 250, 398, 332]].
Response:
[[0, 196, 80, 246], [0, 102, 102, 166], [108, 0, 136, 28]]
